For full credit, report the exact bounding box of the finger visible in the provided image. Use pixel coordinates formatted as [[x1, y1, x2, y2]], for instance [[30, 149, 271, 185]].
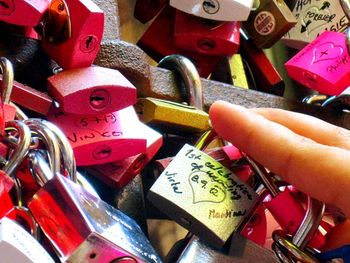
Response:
[[251, 108, 350, 150], [209, 101, 350, 217]]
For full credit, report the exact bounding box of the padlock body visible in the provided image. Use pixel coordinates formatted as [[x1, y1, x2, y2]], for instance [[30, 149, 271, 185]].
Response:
[[28, 173, 162, 262], [137, 5, 222, 77], [134, 0, 167, 23], [242, 0, 297, 49], [170, 0, 255, 21], [86, 122, 162, 189], [148, 144, 258, 248], [0, 0, 50, 26], [285, 31, 350, 95], [0, 217, 54, 262], [48, 106, 147, 166], [282, 0, 349, 49], [42, 0, 104, 69], [174, 10, 240, 56], [48, 66, 137, 115], [135, 98, 210, 134]]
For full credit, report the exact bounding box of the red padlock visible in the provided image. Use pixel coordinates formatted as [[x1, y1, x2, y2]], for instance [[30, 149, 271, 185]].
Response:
[[134, 0, 167, 23], [47, 66, 137, 115], [174, 10, 240, 56], [137, 5, 222, 77], [0, 0, 50, 26], [41, 0, 104, 69], [48, 106, 147, 166], [85, 122, 162, 189], [0, 170, 15, 220]]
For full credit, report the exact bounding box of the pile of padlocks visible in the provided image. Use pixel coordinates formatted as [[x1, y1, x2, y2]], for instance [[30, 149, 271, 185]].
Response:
[[0, 0, 350, 262]]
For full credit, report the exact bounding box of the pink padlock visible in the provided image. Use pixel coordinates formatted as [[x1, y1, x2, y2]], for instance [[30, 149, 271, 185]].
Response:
[[174, 10, 240, 56], [47, 66, 137, 115], [85, 122, 163, 189], [285, 31, 350, 96], [48, 106, 147, 166], [0, 0, 50, 26], [41, 0, 104, 69]]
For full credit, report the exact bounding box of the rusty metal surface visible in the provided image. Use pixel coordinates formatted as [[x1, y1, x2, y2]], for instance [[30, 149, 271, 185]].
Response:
[[95, 40, 152, 94], [92, 0, 120, 41]]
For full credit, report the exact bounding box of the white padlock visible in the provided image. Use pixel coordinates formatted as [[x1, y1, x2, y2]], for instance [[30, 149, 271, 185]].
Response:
[[169, 0, 257, 21], [0, 217, 54, 263]]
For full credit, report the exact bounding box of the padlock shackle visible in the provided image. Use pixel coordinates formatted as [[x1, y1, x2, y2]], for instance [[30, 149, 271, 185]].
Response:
[[0, 57, 14, 105], [28, 150, 54, 187], [158, 54, 204, 110]]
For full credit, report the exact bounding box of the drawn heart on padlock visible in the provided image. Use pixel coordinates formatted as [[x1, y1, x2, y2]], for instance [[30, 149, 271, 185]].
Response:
[[189, 171, 226, 204], [311, 42, 343, 64], [300, 4, 332, 36]]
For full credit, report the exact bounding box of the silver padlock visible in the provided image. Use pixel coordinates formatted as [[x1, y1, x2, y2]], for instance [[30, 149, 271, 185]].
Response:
[[27, 146, 162, 262], [0, 217, 54, 263]]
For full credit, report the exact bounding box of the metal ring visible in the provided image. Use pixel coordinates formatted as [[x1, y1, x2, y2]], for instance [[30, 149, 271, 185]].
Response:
[[3, 121, 31, 176], [28, 150, 54, 187], [158, 54, 204, 110], [14, 206, 41, 241], [272, 230, 319, 263], [24, 119, 61, 176], [34, 119, 76, 182], [0, 57, 14, 105]]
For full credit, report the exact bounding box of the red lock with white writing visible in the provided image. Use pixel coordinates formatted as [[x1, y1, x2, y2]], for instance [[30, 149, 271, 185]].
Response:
[[285, 31, 350, 96], [48, 106, 147, 166], [41, 0, 104, 69]]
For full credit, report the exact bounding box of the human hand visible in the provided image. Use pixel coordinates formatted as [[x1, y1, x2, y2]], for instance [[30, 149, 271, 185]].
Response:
[[209, 101, 350, 250]]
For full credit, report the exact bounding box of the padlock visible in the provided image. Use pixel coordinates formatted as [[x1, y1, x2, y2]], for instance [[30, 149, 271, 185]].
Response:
[[27, 150, 162, 262], [169, 0, 256, 22], [47, 66, 137, 115], [48, 106, 147, 166], [134, 0, 167, 23], [282, 0, 349, 49], [85, 121, 163, 189], [272, 197, 325, 261], [240, 31, 285, 96], [285, 30, 350, 96], [0, 0, 50, 26], [210, 54, 249, 89], [41, 0, 104, 69], [0, 217, 54, 262], [137, 5, 222, 77], [244, 155, 327, 249], [173, 10, 240, 56], [242, 0, 297, 49], [148, 130, 259, 248], [135, 55, 211, 135]]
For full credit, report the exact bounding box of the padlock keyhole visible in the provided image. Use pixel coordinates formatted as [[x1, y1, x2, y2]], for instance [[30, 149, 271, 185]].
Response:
[[0, 1, 9, 8], [89, 90, 110, 109]]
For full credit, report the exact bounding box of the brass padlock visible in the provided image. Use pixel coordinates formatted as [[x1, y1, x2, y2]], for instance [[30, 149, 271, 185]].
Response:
[[135, 54, 210, 134], [211, 54, 249, 89], [148, 130, 259, 248], [242, 0, 297, 48]]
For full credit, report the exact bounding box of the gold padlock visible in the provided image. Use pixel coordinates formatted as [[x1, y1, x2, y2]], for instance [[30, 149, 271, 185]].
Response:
[[135, 55, 210, 134], [211, 54, 249, 89], [242, 0, 297, 49]]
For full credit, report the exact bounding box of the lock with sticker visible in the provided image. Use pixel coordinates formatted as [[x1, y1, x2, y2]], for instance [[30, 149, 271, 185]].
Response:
[[242, 0, 297, 49], [148, 130, 259, 248], [282, 0, 350, 49], [285, 30, 350, 96]]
